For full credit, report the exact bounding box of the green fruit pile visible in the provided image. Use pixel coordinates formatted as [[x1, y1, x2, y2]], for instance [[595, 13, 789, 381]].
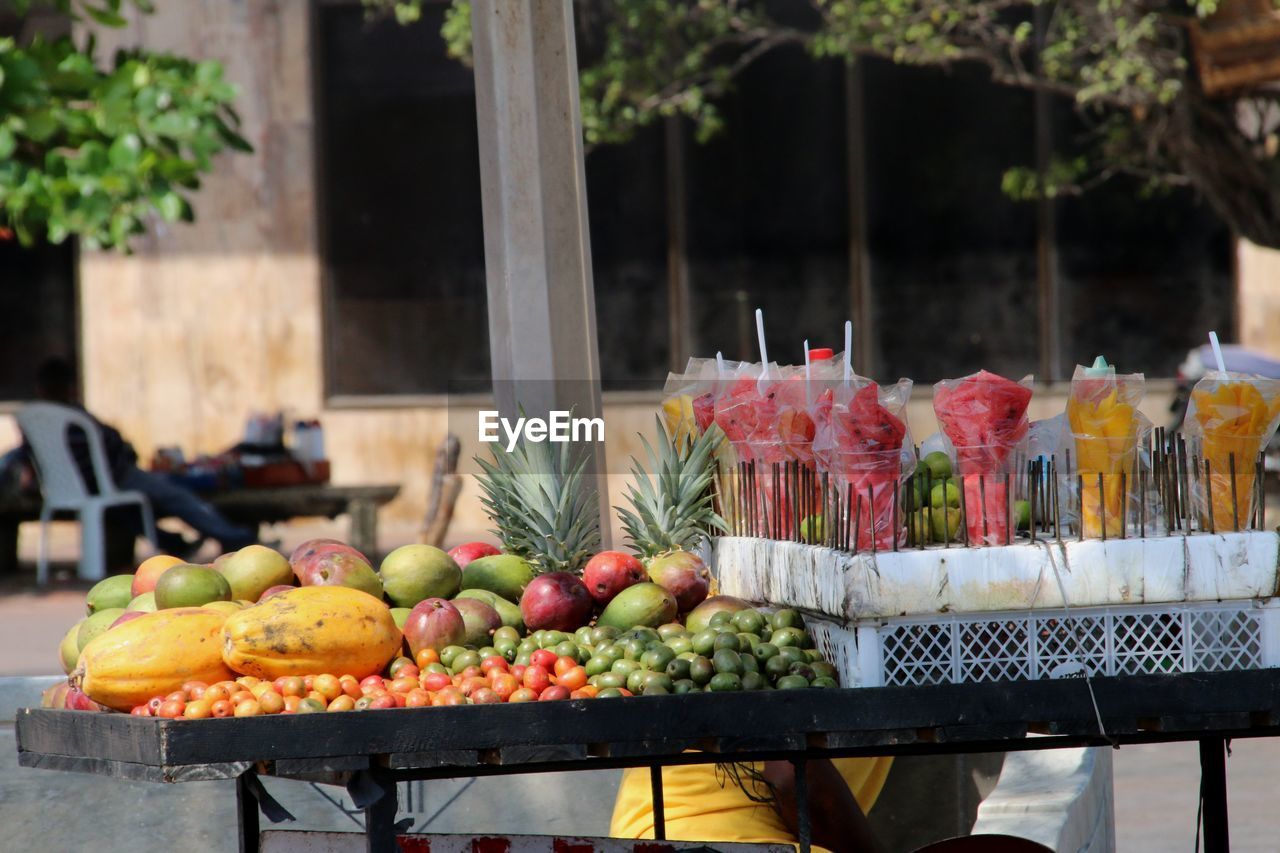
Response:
[[905, 451, 963, 545], [430, 607, 839, 696]]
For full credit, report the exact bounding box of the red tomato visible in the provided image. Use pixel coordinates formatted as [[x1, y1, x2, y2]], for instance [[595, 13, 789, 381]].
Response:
[[530, 649, 557, 670], [557, 666, 588, 692], [538, 685, 570, 701], [396, 664, 420, 680], [490, 673, 520, 701], [210, 700, 233, 718], [422, 672, 452, 692], [405, 689, 431, 708], [158, 699, 185, 718], [553, 657, 577, 679], [278, 676, 306, 698], [415, 648, 440, 668], [471, 687, 501, 705], [360, 675, 386, 691], [458, 665, 483, 681], [130, 705, 151, 717], [147, 696, 164, 714], [389, 677, 418, 695], [480, 656, 508, 675], [283, 696, 301, 713], [328, 695, 357, 712], [368, 694, 397, 710], [522, 665, 551, 694], [568, 687, 598, 700], [387, 657, 415, 678], [233, 700, 261, 718], [165, 691, 187, 703], [203, 685, 230, 704], [312, 674, 342, 701], [458, 676, 489, 697], [258, 691, 285, 715], [511, 664, 527, 682], [432, 687, 465, 706], [507, 688, 538, 703]]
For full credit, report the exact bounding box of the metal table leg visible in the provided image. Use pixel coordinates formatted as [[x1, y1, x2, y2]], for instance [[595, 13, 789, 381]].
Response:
[[1199, 737, 1230, 853], [650, 765, 666, 840], [236, 772, 261, 853], [793, 758, 811, 853], [364, 769, 399, 853]]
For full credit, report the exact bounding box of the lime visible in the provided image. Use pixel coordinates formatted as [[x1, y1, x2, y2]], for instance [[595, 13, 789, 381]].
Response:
[[688, 655, 714, 686], [598, 672, 626, 689], [788, 662, 816, 681], [712, 648, 744, 676], [575, 626, 594, 646], [778, 646, 807, 666], [764, 655, 791, 679], [493, 625, 520, 644], [440, 645, 467, 668], [930, 480, 961, 509], [739, 654, 759, 675], [666, 658, 692, 681], [553, 640, 580, 661], [754, 642, 780, 662], [586, 655, 612, 677], [621, 639, 647, 661], [772, 627, 806, 648], [812, 676, 838, 688], [657, 623, 687, 641], [641, 646, 676, 671], [641, 671, 673, 693], [741, 671, 765, 691], [712, 633, 740, 653], [642, 684, 670, 696], [452, 650, 482, 673], [623, 627, 660, 645], [811, 662, 837, 680], [514, 652, 532, 667], [708, 672, 742, 692], [477, 646, 499, 660], [627, 670, 647, 694], [540, 631, 569, 649], [517, 638, 538, 655], [736, 633, 761, 652], [770, 609, 804, 631], [731, 609, 766, 635], [666, 635, 694, 656], [597, 687, 626, 698], [691, 629, 717, 656], [920, 450, 953, 480], [590, 625, 620, 645], [425, 663, 448, 674], [708, 610, 734, 629], [599, 644, 624, 664], [776, 674, 810, 690], [611, 659, 641, 677], [805, 649, 824, 663], [673, 678, 697, 695]]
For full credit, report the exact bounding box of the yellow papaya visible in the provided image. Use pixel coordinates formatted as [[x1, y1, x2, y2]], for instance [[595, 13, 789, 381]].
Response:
[[75, 608, 234, 711], [221, 586, 401, 679]]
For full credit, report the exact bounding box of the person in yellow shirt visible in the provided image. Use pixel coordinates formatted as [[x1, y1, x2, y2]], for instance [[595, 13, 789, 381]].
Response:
[[611, 755, 891, 853]]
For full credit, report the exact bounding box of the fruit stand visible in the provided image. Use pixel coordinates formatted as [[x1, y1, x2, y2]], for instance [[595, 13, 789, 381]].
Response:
[[16, 669, 1277, 852]]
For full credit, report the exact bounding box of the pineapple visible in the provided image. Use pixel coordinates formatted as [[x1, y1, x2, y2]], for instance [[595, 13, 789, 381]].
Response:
[[617, 419, 726, 611], [475, 429, 601, 576]]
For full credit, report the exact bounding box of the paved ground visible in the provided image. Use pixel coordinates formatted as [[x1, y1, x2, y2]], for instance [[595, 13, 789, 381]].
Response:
[[6, 522, 1280, 849]]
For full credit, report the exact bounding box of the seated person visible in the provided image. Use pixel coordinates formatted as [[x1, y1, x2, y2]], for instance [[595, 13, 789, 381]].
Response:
[[611, 755, 890, 853], [13, 357, 256, 559]]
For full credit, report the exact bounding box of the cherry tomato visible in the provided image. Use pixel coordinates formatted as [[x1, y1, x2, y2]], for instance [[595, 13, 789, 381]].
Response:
[[530, 649, 557, 670], [539, 685, 570, 702]]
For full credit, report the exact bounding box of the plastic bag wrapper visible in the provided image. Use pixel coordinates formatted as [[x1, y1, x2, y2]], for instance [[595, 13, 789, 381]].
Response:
[[1066, 365, 1148, 538], [1184, 372, 1280, 531], [813, 379, 914, 550], [661, 358, 729, 445], [933, 370, 1033, 546]]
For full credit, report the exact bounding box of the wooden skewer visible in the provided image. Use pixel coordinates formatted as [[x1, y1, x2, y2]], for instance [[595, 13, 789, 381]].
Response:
[[1120, 470, 1128, 540], [979, 475, 990, 545], [1005, 472, 1012, 546], [852, 492, 862, 554], [1098, 472, 1106, 543], [958, 474, 969, 547], [1229, 452, 1239, 533], [1205, 457, 1216, 535], [1076, 474, 1084, 542]]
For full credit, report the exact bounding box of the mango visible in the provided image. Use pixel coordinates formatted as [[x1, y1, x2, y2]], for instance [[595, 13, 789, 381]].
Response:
[[219, 545, 294, 602], [155, 565, 233, 609], [380, 544, 461, 607], [59, 622, 82, 674], [685, 595, 752, 634], [460, 555, 534, 604], [86, 575, 134, 615], [453, 588, 525, 632], [125, 592, 157, 612], [77, 608, 125, 651], [596, 583, 678, 631]]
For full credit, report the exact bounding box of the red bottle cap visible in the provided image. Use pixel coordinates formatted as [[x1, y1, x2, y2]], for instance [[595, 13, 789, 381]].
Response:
[[808, 348, 835, 361]]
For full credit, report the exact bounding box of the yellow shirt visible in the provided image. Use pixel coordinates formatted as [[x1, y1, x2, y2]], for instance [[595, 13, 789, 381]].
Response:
[[609, 756, 892, 844]]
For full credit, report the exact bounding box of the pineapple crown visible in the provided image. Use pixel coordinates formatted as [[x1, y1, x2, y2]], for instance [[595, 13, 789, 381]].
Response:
[[475, 418, 601, 576], [618, 418, 726, 559]]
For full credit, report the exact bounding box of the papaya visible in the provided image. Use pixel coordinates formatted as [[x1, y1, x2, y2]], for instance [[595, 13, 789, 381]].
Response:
[[74, 608, 233, 711], [221, 586, 401, 680], [596, 583, 678, 631], [459, 555, 534, 604]]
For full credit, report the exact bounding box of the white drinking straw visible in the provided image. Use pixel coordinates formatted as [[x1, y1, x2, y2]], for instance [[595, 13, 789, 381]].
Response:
[[1209, 331, 1227, 373], [755, 308, 770, 392], [843, 321, 853, 385], [804, 340, 812, 405]]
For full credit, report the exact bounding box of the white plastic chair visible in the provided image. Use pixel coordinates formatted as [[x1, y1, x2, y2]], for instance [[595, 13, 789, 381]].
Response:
[[16, 402, 157, 584]]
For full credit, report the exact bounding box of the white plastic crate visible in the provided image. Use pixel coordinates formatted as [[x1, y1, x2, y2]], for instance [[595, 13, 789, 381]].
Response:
[[808, 599, 1280, 689]]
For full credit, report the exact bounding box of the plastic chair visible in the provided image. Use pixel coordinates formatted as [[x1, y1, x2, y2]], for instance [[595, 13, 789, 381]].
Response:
[[16, 402, 157, 584]]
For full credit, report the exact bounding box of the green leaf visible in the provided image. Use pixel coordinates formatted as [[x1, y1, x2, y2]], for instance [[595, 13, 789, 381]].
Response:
[[0, 128, 14, 160]]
